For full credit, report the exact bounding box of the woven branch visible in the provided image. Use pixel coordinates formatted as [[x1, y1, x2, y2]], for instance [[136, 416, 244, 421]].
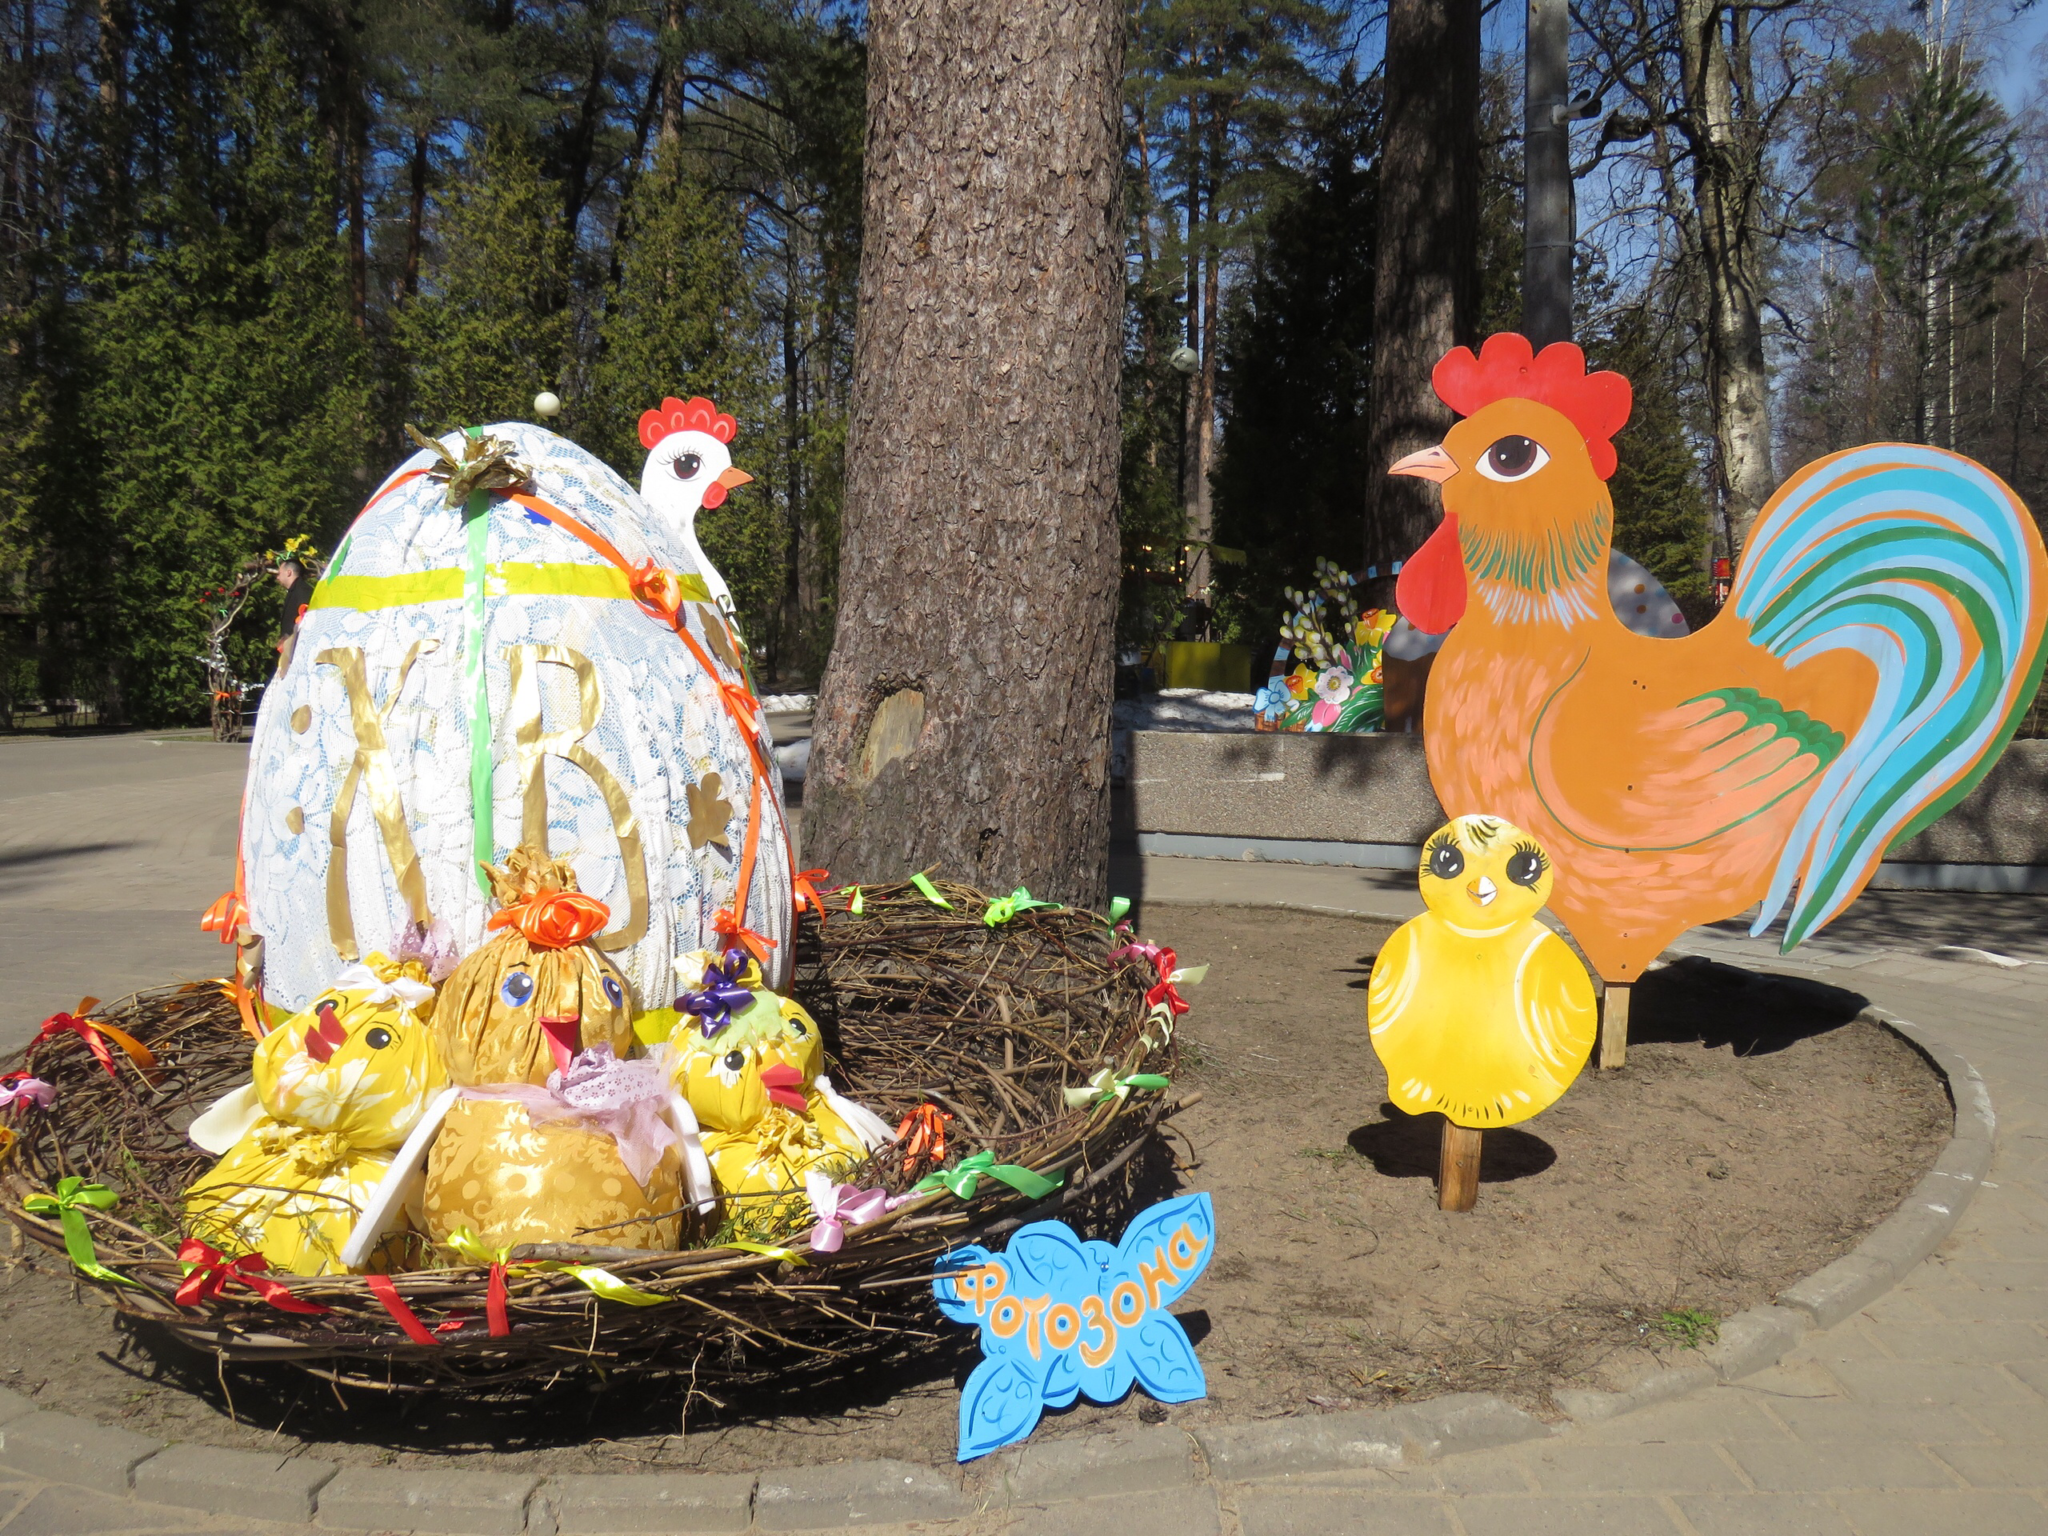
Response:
[[0, 880, 1179, 1390]]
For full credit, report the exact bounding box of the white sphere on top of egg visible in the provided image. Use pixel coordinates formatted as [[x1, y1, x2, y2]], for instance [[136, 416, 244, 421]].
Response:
[[240, 393, 791, 1018]]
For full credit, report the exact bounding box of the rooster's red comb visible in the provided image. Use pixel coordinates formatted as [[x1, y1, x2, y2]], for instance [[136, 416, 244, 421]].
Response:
[[638, 395, 737, 450], [1432, 334, 1632, 480]]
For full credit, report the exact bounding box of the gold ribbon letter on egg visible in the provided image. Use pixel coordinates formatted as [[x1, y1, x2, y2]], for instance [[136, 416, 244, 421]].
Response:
[[316, 641, 436, 960], [504, 644, 649, 952]]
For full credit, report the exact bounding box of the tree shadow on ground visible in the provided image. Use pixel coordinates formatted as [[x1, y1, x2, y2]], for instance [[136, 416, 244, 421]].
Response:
[[1628, 957, 1868, 1055]]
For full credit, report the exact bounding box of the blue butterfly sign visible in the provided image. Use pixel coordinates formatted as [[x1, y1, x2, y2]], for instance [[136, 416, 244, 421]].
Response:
[[932, 1191, 1215, 1460]]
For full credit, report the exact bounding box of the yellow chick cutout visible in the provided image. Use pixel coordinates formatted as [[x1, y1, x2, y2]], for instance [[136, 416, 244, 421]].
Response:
[[184, 954, 450, 1275], [1367, 815, 1597, 1131]]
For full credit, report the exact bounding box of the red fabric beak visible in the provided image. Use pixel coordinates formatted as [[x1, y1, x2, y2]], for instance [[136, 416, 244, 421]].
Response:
[[1396, 514, 1467, 634], [304, 1003, 346, 1064], [539, 1014, 582, 1076], [759, 1062, 807, 1111]]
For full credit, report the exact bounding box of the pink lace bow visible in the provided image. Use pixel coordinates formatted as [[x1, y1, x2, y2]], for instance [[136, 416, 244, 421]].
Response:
[[462, 1045, 678, 1188]]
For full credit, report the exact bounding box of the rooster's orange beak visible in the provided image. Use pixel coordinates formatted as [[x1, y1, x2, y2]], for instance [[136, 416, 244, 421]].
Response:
[[1389, 445, 1457, 483], [715, 466, 753, 490]]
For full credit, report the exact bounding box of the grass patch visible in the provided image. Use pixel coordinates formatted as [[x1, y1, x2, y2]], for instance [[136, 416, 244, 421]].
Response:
[[1655, 1307, 1719, 1349]]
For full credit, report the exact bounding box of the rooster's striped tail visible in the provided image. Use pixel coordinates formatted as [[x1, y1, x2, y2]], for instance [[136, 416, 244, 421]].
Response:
[[1735, 444, 2048, 949]]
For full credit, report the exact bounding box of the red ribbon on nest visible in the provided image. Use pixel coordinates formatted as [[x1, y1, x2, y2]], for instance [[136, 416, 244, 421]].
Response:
[[1133, 945, 1191, 1019], [488, 887, 611, 949], [174, 1240, 331, 1315], [365, 1274, 439, 1346], [32, 1010, 160, 1084], [712, 906, 778, 966], [792, 868, 831, 929]]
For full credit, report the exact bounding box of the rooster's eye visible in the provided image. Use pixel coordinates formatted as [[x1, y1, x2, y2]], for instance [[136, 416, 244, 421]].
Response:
[[672, 453, 703, 480], [1477, 435, 1550, 482]]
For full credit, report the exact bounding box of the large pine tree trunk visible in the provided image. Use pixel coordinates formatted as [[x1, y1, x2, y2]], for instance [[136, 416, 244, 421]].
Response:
[[800, 0, 1124, 908], [1366, 0, 1480, 579]]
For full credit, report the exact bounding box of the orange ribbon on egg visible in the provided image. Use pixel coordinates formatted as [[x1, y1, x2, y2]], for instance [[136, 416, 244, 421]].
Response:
[[200, 891, 248, 944], [792, 868, 831, 929], [487, 887, 612, 950], [711, 905, 778, 966]]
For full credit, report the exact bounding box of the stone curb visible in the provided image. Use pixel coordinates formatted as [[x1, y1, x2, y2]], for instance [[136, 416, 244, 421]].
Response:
[[0, 1003, 1992, 1531]]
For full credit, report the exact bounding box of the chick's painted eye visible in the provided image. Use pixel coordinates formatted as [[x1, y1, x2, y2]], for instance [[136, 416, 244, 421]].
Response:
[[724, 1050, 747, 1072], [787, 1016, 807, 1038], [602, 975, 624, 1009], [1476, 435, 1551, 482], [1506, 843, 1549, 888], [500, 970, 535, 1008], [1427, 838, 1465, 880], [364, 1027, 393, 1049], [672, 452, 703, 480]]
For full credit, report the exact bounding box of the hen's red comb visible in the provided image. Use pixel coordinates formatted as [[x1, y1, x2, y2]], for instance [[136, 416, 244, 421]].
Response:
[[638, 395, 737, 450], [1432, 334, 1632, 480]]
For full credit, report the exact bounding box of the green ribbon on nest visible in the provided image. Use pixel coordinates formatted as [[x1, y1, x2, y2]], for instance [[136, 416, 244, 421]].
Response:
[[24, 1177, 135, 1287], [1107, 896, 1132, 924], [909, 873, 952, 909], [912, 1151, 1062, 1201], [982, 887, 1055, 927], [1062, 1069, 1171, 1109]]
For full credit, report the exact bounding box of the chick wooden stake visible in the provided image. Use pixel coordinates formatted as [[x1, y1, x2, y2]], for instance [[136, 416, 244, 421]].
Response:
[[1392, 333, 2048, 988], [1367, 816, 1597, 1212], [1600, 982, 1630, 1071]]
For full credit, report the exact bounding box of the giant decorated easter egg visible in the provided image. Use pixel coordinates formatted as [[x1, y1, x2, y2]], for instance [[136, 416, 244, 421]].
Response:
[[242, 404, 791, 1014]]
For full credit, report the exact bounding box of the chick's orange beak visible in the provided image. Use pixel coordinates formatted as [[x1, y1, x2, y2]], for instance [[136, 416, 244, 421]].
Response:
[[1389, 445, 1457, 483]]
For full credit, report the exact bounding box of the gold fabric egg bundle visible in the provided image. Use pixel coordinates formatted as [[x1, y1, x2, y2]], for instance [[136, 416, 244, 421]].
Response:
[[423, 848, 688, 1252], [183, 953, 446, 1275]]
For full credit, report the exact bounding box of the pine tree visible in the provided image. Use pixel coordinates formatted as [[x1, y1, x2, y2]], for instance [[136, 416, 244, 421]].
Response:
[[586, 145, 784, 655]]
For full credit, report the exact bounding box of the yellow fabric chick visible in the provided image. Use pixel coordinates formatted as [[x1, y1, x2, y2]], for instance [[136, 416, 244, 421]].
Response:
[[184, 953, 445, 1275], [665, 948, 893, 1239], [424, 847, 685, 1252], [1367, 815, 1596, 1127]]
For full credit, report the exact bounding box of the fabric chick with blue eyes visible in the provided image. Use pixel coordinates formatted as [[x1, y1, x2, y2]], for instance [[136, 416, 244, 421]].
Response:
[[1367, 815, 1597, 1127], [662, 948, 895, 1242], [422, 846, 688, 1251], [183, 952, 447, 1275]]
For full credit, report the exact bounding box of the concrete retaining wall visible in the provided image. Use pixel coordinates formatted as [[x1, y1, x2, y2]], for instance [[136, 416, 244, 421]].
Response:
[[1125, 730, 2048, 892]]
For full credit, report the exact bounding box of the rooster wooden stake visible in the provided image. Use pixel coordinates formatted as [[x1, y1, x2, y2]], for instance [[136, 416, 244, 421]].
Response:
[[1392, 334, 2048, 1065]]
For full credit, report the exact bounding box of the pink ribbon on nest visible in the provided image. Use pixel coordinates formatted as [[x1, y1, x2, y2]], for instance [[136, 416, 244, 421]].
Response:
[[462, 1045, 678, 1187], [803, 1170, 906, 1255], [0, 1074, 55, 1111]]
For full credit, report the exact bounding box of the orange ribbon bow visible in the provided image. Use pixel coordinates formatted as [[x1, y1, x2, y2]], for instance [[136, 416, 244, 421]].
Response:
[[711, 906, 778, 966], [200, 891, 249, 945], [488, 888, 611, 949], [792, 869, 831, 929], [173, 1239, 331, 1315], [896, 1103, 951, 1169], [31, 1009, 159, 1084], [627, 559, 684, 626]]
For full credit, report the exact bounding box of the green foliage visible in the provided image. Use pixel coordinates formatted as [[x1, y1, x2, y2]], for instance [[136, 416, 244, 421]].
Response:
[[396, 137, 574, 434], [586, 145, 784, 656], [1585, 311, 1712, 617], [1655, 1307, 1719, 1349], [1208, 71, 1376, 646]]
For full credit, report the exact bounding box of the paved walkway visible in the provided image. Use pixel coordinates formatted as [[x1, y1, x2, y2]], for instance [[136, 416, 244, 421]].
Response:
[[1, 739, 2044, 1533]]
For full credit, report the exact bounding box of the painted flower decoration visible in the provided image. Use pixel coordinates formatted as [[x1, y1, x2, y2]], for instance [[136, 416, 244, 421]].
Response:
[[1285, 665, 1316, 701], [1253, 679, 1291, 718], [1309, 666, 1353, 729]]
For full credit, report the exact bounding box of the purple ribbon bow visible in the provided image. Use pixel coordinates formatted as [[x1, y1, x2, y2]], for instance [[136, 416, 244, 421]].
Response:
[[678, 948, 753, 1038]]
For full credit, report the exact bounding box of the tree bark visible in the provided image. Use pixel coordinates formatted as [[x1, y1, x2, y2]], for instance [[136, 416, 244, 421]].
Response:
[[1366, 0, 1479, 579], [802, 0, 1123, 908], [1676, 0, 1774, 561]]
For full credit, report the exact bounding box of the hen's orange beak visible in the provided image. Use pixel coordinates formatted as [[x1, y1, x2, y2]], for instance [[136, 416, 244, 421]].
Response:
[[715, 467, 753, 490], [1389, 445, 1457, 483]]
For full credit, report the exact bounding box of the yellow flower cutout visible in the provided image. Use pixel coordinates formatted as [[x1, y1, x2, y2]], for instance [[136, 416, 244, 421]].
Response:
[[1285, 665, 1316, 701], [1354, 607, 1397, 650]]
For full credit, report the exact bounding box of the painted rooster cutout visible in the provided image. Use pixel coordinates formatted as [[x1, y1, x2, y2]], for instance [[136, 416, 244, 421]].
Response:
[[1394, 334, 2048, 984]]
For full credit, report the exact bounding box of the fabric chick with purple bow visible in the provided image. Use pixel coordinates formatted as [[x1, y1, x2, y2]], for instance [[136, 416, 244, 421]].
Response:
[[678, 949, 755, 1039]]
